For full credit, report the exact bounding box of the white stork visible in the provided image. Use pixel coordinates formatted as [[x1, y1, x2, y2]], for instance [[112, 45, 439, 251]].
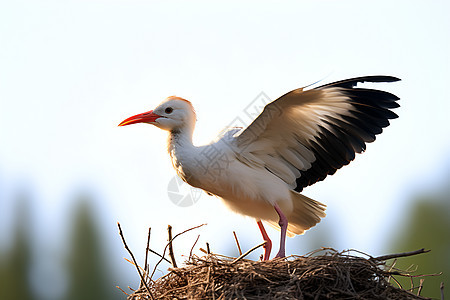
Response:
[[119, 76, 400, 260]]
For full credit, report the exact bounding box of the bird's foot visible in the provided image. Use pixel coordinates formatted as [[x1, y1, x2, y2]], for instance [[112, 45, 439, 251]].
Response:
[[262, 237, 272, 261], [256, 220, 272, 261], [274, 249, 285, 259]]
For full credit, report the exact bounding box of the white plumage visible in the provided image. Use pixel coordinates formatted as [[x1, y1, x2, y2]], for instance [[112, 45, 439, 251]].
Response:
[[119, 76, 400, 259]]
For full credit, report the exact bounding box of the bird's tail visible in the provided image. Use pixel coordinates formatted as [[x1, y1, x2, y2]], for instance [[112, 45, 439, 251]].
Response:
[[267, 191, 326, 237]]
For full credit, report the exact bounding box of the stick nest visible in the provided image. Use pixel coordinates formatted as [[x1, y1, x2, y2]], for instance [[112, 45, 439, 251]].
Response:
[[128, 249, 430, 300], [117, 224, 434, 300]]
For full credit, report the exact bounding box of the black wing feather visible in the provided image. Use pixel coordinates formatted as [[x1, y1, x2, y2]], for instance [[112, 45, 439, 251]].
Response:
[[294, 76, 400, 192]]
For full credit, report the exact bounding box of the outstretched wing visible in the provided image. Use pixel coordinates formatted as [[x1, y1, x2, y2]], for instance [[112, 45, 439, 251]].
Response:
[[233, 76, 400, 192]]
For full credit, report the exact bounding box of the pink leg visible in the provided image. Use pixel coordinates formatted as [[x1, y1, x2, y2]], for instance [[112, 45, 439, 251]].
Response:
[[256, 220, 272, 261], [274, 203, 288, 258]]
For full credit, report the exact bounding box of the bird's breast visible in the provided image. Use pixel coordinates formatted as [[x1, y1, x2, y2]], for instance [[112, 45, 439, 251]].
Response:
[[170, 141, 239, 194], [179, 147, 237, 193], [169, 141, 292, 211]]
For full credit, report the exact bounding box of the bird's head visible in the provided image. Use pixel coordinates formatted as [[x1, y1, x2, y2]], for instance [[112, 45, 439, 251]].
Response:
[[118, 96, 196, 132]]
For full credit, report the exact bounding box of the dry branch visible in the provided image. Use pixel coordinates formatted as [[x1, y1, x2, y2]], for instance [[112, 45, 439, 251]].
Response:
[[189, 234, 200, 260], [232, 231, 242, 256], [149, 224, 206, 280], [373, 248, 430, 262], [167, 225, 177, 268], [144, 227, 151, 272], [231, 241, 266, 264], [117, 222, 154, 300]]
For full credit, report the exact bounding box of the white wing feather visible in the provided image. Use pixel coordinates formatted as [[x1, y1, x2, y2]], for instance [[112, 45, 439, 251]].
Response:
[[232, 76, 400, 191]]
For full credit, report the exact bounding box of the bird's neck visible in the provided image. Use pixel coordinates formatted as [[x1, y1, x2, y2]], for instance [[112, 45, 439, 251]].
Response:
[[168, 127, 194, 147], [167, 128, 196, 171]]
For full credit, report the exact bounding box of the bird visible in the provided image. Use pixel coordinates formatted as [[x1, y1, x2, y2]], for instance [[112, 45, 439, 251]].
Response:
[[118, 75, 400, 260]]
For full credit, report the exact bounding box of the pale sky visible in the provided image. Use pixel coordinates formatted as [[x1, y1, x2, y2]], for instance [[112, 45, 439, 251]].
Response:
[[1, 0, 450, 295]]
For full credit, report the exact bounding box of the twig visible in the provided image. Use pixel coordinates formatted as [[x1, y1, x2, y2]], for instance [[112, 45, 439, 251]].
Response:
[[148, 248, 171, 263], [233, 231, 242, 256], [116, 285, 129, 296], [372, 248, 430, 261], [190, 234, 200, 259], [167, 225, 178, 268], [417, 279, 424, 296], [390, 274, 403, 290], [144, 227, 151, 272], [117, 222, 154, 300], [150, 223, 206, 280], [386, 259, 397, 283], [345, 248, 375, 259], [124, 258, 147, 274], [206, 242, 211, 254], [232, 241, 266, 264], [408, 272, 442, 278], [440, 282, 444, 300]]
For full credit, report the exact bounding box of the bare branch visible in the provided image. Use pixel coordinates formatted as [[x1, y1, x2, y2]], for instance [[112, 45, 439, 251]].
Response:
[[116, 286, 129, 296], [117, 222, 154, 300], [147, 248, 171, 263], [232, 241, 266, 264], [417, 279, 424, 296], [167, 225, 178, 268], [233, 231, 242, 256], [144, 227, 151, 272], [150, 223, 206, 280], [190, 234, 200, 260], [372, 248, 430, 261]]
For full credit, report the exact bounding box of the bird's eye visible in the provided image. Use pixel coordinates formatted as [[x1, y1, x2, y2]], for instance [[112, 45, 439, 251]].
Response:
[[165, 107, 173, 114]]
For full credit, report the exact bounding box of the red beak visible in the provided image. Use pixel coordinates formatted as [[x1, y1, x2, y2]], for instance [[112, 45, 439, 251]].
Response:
[[118, 110, 161, 126]]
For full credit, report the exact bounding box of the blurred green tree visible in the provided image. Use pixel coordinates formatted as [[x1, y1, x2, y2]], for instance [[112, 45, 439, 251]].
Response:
[[65, 196, 122, 300], [0, 192, 36, 300], [389, 191, 450, 299]]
